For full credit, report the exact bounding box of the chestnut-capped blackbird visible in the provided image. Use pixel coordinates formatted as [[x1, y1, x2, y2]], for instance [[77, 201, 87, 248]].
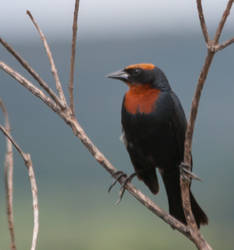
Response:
[[107, 63, 208, 228]]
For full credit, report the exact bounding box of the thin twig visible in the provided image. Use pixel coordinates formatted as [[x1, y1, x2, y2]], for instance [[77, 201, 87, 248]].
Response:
[[215, 37, 234, 52], [196, 0, 210, 43], [26, 10, 67, 107], [0, 61, 61, 113], [69, 0, 80, 116], [0, 126, 39, 250], [183, 51, 215, 166], [0, 37, 65, 110], [214, 0, 234, 44], [0, 100, 16, 250]]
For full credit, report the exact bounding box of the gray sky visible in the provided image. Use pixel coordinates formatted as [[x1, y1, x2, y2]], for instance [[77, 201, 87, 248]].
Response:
[[1, 0, 233, 40]]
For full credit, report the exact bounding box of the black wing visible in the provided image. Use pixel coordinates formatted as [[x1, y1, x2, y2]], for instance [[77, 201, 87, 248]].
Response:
[[169, 91, 187, 163]]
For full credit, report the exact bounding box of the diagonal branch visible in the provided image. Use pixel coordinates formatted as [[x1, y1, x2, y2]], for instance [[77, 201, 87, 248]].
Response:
[[0, 99, 16, 250], [0, 37, 65, 110], [26, 10, 67, 107], [214, 37, 234, 52], [0, 125, 39, 250], [69, 0, 80, 116], [196, 0, 210, 43], [214, 0, 234, 44], [0, 61, 61, 113]]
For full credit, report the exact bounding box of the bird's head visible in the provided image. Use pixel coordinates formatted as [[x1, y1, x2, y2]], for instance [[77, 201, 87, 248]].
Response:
[[107, 63, 171, 91]]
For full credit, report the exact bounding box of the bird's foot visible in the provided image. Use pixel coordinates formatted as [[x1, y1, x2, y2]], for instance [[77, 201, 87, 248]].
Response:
[[108, 171, 127, 193], [115, 172, 137, 205], [179, 163, 202, 182]]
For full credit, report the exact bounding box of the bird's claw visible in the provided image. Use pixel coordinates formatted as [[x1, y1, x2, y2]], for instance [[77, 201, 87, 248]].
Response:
[[108, 171, 127, 193], [108, 171, 137, 204], [115, 172, 137, 205], [179, 163, 202, 182]]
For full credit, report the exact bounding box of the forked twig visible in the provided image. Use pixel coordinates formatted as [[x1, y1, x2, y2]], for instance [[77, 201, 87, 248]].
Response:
[[0, 100, 16, 250], [214, 0, 234, 44], [184, 0, 234, 178], [0, 61, 61, 113], [215, 37, 234, 51], [69, 0, 80, 116], [181, 1, 234, 249], [0, 125, 39, 250], [26, 10, 67, 108], [0, 37, 65, 110]]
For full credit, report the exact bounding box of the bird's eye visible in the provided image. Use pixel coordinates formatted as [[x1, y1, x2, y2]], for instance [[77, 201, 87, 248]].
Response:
[[131, 68, 141, 76]]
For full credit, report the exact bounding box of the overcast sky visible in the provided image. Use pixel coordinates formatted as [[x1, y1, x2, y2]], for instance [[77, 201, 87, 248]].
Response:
[[1, 0, 233, 40]]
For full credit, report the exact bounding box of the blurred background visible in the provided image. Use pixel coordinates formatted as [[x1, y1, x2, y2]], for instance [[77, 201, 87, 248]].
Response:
[[0, 0, 234, 249]]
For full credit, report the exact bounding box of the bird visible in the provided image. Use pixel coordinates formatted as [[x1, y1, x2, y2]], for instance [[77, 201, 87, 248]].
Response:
[[107, 63, 208, 228]]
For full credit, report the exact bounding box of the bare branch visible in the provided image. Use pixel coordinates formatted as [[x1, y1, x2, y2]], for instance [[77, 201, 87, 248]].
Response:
[[183, 0, 234, 174], [0, 37, 65, 110], [181, 1, 234, 249], [26, 10, 67, 107], [0, 100, 16, 250], [0, 125, 39, 250], [69, 0, 80, 116], [214, 37, 234, 52], [196, 0, 210, 43], [0, 61, 61, 113], [183, 51, 215, 166], [181, 50, 215, 249], [214, 0, 234, 44]]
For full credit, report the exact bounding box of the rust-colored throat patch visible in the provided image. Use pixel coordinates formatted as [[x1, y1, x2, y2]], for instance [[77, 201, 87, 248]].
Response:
[[124, 84, 160, 114]]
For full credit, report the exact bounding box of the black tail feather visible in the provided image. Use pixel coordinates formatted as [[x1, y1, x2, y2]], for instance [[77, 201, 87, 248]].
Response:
[[190, 191, 208, 227], [160, 167, 208, 228]]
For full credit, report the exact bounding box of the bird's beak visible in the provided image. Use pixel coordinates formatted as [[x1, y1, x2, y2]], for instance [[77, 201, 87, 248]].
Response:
[[106, 70, 129, 81]]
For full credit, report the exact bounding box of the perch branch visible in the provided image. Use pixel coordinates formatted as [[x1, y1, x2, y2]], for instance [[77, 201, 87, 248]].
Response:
[[53, 115, 200, 245], [69, 0, 80, 115], [26, 10, 67, 107], [0, 37, 65, 110], [0, 99, 16, 250], [0, 126, 39, 250]]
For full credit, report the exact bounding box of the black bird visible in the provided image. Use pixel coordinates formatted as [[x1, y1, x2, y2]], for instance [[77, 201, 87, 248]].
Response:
[[107, 63, 208, 227]]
